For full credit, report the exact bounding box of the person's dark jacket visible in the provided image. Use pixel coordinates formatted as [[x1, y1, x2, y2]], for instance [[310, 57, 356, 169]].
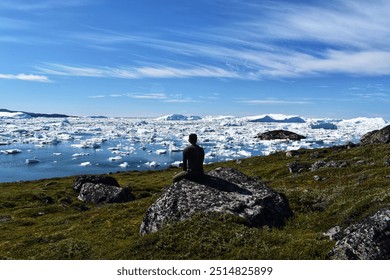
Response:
[[182, 144, 204, 175]]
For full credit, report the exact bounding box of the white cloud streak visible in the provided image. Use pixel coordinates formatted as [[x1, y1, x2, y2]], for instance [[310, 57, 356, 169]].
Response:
[[0, 73, 50, 82], [239, 99, 312, 105], [130, 93, 167, 100], [86, 92, 196, 103], [37, 64, 241, 79]]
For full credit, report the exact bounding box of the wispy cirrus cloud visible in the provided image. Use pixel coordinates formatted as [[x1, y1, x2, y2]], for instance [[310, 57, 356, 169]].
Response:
[[348, 92, 390, 102], [19, 0, 389, 82], [128, 92, 195, 103], [37, 63, 241, 79], [346, 82, 390, 102], [0, 73, 50, 82], [129, 93, 167, 100], [87, 92, 196, 103], [162, 98, 196, 103], [239, 99, 312, 105], [88, 95, 105, 99]]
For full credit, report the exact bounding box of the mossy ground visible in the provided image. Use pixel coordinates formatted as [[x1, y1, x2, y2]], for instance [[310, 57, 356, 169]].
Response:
[[1, 144, 389, 259]]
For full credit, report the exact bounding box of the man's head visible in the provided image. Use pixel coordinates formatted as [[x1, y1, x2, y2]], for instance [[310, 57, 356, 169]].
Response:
[[188, 133, 197, 145]]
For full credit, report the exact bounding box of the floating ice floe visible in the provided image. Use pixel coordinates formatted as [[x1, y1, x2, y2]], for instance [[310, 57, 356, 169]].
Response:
[[169, 144, 182, 152], [1, 149, 22, 154], [170, 161, 182, 167], [72, 153, 90, 157], [80, 162, 91, 166], [236, 150, 252, 157], [119, 162, 129, 168], [156, 149, 167, 154], [26, 158, 40, 164], [146, 161, 160, 168], [109, 156, 122, 161]]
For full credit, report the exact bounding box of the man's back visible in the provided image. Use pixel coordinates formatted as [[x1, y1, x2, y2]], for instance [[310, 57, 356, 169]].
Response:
[[183, 144, 204, 175]]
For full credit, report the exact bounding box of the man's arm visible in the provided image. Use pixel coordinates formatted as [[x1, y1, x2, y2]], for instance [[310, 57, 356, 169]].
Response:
[[182, 149, 188, 171]]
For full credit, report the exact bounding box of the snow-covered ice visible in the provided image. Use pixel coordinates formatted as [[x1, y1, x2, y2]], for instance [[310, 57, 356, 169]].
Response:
[[0, 113, 388, 182]]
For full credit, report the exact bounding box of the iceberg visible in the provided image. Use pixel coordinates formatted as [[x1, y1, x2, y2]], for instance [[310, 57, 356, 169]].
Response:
[[0, 111, 31, 119], [156, 114, 202, 121], [310, 121, 338, 130], [1, 149, 22, 154], [247, 114, 305, 123]]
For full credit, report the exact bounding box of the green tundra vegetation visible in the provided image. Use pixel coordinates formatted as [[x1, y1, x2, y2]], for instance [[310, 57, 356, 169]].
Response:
[[1, 143, 389, 259]]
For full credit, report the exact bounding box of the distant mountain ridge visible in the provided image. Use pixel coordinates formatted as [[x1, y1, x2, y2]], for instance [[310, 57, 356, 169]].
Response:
[[0, 109, 71, 118]]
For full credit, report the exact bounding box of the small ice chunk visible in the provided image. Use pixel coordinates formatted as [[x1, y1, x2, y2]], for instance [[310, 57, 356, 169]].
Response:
[[26, 158, 40, 164], [119, 162, 129, 168], [146, 161, 160, 168], [109, 156, 122, 161]]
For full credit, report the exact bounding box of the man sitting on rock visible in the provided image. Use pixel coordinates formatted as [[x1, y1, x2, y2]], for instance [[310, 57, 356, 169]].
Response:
[[173, 133, 205, 183]]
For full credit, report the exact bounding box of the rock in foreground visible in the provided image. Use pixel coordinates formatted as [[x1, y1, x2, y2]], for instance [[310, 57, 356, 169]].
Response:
[[360, 125, 390, 145], [73, 175, 134, 204], [328, 209, 390, 260], [140, 168, 293, 235]]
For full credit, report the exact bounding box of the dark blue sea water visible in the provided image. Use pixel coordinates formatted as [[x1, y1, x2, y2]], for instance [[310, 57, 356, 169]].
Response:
[[0, 140, 263, 183], [0, 140, 185, 182]]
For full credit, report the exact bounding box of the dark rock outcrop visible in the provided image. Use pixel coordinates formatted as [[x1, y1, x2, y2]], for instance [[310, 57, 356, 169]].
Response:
[[310, 160, 348, 171], [73, 175, 121, 192], [286, 150, 301, 157], [140, 167, 293, 235], [255, 130, 306, 141], [360, 125, 390, 145], [328, 209, 390, 260], [73, 175, 134, 204], [287, 162, 308, 173]]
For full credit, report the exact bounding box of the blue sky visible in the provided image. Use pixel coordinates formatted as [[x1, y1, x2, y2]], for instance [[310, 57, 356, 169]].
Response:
[[1, 0, 390, 118]]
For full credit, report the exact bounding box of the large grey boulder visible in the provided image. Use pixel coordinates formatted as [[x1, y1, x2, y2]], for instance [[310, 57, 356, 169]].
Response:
[[255, 130, 306, 141], [73, 175, 134, 204], [140, 167, 293, 235], [328, 209, 390, 260], [360, 125, 390, 145], [73, 175, 120, 192]]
